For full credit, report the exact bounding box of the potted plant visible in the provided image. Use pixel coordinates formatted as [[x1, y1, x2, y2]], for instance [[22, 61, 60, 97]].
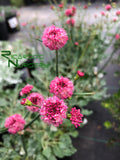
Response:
[[0, 13, 8, 40], [4, 6, 20, 33]]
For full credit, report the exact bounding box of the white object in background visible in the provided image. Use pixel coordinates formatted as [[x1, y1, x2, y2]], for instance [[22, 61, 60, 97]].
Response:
[[8, 17, 18, 29]]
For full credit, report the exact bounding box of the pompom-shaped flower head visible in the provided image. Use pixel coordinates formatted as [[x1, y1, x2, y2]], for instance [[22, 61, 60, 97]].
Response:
[[4, 114, 25, 134], [50, 76, 74, 99], [105, 4, 111, 11], [42, 25, 68, 50], [20, 84, 33, 96], [65, 6, 76, 17], [66, 18, 75, 26], [26, 93, 44, 112], [116, 10, 120, 16], [70, 107, 83, 128], [40, 96, 67, 127]]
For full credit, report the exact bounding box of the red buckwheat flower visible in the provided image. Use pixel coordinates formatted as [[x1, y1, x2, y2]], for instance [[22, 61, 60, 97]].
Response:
[[26, 93, 44, 112], [40, 96, 67, 126], [66, 18, 75, 26], [4, 114, 25, 134], [105, 4, 111, 11], [42, 25, 68, 50], [70, 107, 83, 128], [20, 84, 33, 96], [50, 76, 74, 99]]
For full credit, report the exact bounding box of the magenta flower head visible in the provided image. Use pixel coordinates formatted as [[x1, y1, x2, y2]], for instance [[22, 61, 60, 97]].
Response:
[[116, 10, 120, 16], [70, 107, 83, 128], [66, 18, 75, 26], [40, 96, 67, 126], [105, 4, 111, 11], [42, 25, 68, 50], [4, 114, 25, 134], [20, 84, 33, 96], [115, 34, 120, 40], [65, 6, 76, 17], [50, 76, 74, 99], [77, 70, 84, 77], [26, 93, 44, 112]]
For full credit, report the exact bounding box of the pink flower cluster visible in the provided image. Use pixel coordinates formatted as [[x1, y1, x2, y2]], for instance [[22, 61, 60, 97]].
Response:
[[58, 3, 64, 8], [101, 11, 106, 16], [77, 70, 84, 77], [66, 18, 75, 26], [20, 84, 33, 96], [42, 25, 68, 50], [105, 4, 111, 11], [26, 93, 44, 112], [115, 34, 120, 40], [70, 107, 83, 128], [116, 10, 120, 16], [50, 76, 74, 99], [40, 96, 67, 126], [65, 6, 76, 17], [4, 114, 25, 134]]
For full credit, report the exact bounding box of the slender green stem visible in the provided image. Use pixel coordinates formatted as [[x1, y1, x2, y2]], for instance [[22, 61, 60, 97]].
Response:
[[24, 111, 30, 119], [56, 50, 59, 77], [24, 114, 40, 130], [73, 92, 95, 96], [21, 135, 27, 160], [98, 49, 116, 73]]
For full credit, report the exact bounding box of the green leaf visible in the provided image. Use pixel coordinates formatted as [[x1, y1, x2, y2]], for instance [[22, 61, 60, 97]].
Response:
[[104, 121, 112, 129], [42, 147, 52, 158], [81, 109, 93, 116]]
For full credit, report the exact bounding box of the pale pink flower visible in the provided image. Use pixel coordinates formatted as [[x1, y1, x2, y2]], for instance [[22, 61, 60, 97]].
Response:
[[20, 84, 33, 96], [77, 70, 84, 77], [50, 76, 74, 99], [66, 18, 75, 26], [40, 96, 67, 126], [26, 93, 44, 112], [113, 18, 117, 22], [115, 34, 120, 40], [4, 114, 25, 134], [75, 42, 79, 45], [101, 11, 105, 16], [105, 4, 111, 11], [42, 25, 68, 50], [70, 107, 83, 128], [116, 10, 120, 16]]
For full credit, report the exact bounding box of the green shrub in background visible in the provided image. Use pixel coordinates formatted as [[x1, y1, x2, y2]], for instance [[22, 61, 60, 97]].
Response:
[[10, 0, 24, 7]]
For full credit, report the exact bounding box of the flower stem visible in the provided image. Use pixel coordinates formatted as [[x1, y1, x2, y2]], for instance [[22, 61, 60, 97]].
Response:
[[73, 92, 95, 96], [56, 50, 59, 77], [24, 114, 40, 130], [21, 135, 27, 160]]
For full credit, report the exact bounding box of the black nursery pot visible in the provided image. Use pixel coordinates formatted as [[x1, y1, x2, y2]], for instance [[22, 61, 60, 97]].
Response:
[[0, 21, 8, 40], [5, 14, 20, 33]]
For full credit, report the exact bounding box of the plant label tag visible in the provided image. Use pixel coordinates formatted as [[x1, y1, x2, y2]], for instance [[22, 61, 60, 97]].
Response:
[[8, 17, 18, 29]]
